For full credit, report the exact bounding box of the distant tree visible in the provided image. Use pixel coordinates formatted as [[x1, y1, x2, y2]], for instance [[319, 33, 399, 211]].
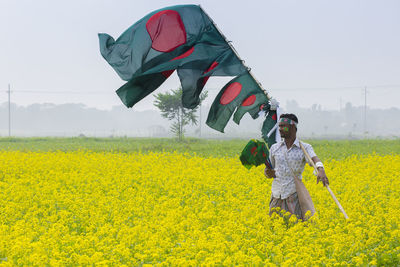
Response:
[[154, 88, 208, 141]]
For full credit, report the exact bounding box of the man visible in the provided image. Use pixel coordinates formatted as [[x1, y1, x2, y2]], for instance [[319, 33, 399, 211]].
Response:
[[264, 113, 329, 219]]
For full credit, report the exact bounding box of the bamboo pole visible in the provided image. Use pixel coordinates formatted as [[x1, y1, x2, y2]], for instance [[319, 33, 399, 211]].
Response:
[[299, 142, 349, 219], [198, 5, 270, 99]]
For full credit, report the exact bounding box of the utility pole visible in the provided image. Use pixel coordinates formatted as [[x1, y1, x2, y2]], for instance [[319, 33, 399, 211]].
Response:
[[8, 84, 11, 136], [199, 104, 202, 138], [364, 86, 367, 135]]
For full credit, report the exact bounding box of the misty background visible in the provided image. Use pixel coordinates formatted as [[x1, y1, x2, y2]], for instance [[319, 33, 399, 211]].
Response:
[[1, 0, 399, 138], [1, 100, 399, 139]]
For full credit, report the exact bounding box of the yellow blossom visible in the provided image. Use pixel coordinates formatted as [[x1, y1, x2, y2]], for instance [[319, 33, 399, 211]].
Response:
[[0, 150, 398, 265]]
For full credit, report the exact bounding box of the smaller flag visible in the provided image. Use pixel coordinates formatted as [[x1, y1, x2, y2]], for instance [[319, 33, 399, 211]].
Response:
[[206, 71, 269, 132], [240, 139, 272, 169], [233, 94, 270, 124]]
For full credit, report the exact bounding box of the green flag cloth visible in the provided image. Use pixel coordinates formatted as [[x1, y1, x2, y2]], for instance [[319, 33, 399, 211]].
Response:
[[233, 94, 270, 124], [99, 5, 246, 109], [240, 139, 271, 169], [206, 71, 269, 133], [261, 110, 278, 148]]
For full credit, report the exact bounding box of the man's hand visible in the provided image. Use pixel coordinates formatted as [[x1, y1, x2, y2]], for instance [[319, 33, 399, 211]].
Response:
[[264, 167, 276, 178], [316, 168, 329, 187]]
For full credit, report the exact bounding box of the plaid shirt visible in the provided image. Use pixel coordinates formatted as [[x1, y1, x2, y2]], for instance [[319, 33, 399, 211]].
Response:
[[269, 138, 316, 199]]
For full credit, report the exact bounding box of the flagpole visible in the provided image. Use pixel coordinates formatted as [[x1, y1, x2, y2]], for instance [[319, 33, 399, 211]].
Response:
[[300, 142, 349, 219], [198, 5, 270, 99]]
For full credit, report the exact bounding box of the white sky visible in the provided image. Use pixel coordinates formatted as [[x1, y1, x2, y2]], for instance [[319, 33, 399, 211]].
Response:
[[1, 0, 399, 111]]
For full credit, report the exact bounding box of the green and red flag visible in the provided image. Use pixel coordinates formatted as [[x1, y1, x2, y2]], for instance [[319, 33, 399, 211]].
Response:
[[99, 5, 246, 109], [262, 109, 279, 148], [99, 4, 280, 152], [240, 139, 272, 169], [206, 71, 270, 133]]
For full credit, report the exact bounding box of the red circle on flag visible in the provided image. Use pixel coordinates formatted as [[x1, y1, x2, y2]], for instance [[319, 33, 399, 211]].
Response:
[[146, 10, 187, 52], [220, 82, 242, 105], [241, 95, 256, 106], [272, 113, 277, 121], [171, 46, 194, 61]]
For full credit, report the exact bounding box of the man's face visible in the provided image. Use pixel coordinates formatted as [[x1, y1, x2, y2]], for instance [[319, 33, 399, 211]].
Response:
[[279, 122, 292, 137]]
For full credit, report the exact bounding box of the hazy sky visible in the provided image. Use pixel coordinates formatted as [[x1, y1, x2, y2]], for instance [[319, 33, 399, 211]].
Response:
[[1, 0, 399, 111]]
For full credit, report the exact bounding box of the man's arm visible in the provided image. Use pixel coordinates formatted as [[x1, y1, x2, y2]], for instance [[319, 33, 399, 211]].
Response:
[[311, 156, 329, 186], [265, 147, 276, 179]]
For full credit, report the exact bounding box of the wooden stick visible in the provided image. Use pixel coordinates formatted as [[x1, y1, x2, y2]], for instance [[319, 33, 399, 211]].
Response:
[[299, 142, 349, 219], [198, 5, 270, 99]]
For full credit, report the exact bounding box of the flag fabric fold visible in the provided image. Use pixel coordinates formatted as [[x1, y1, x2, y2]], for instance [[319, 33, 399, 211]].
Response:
[[261, 109, 279, 148], [99, 4, 246, 109], [233, 94, 270, 124], [206, 71, 269, 133]]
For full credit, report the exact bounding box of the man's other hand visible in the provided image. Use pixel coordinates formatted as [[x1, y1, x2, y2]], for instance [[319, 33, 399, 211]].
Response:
[[264, 168, 276, 178], [316, 168, 329, 187]]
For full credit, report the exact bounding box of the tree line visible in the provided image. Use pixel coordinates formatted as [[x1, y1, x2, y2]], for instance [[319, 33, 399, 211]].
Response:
[[0, 99, 399, 139]]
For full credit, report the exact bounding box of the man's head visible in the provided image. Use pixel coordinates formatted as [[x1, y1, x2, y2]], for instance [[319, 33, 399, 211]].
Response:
[[279, 113, 298, 138]]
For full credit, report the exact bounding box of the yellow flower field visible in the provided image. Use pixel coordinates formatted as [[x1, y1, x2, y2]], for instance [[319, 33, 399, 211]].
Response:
[[0, 151, 399, 265]]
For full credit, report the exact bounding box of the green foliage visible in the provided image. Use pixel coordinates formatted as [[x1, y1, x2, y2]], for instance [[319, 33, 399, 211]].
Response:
[[307, 139, 400, 161], [0, 137, 399, 160], [154, 88, 208, 141]]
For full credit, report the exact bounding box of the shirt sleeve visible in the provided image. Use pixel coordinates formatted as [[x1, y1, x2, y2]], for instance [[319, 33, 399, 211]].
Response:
[[269, 145, 276, 168], [303, 143, 317, 158]]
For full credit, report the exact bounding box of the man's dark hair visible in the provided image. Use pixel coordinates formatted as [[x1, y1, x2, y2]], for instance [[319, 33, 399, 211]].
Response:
[[280, 113, 298, 124]]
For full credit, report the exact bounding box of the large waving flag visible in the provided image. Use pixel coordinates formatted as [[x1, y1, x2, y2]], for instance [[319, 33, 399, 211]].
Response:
[[99, 4, 280, 149], [99, 5, 246, 109]]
